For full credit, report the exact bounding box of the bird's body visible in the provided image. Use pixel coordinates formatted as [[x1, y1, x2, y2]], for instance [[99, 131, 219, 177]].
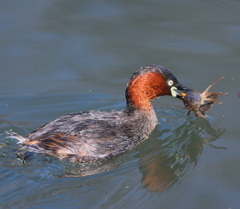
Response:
[[12, 64, 187, 162]]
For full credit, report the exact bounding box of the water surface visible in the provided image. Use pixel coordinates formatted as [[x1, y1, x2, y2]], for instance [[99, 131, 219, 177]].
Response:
[[1, 0, 240, 208]]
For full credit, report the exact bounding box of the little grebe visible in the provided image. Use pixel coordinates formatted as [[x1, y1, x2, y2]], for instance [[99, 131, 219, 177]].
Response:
[[14, 64, 189, 162]]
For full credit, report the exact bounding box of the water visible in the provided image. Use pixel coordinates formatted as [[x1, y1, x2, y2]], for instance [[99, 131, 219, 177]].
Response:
[[0, 0, 240, 208]]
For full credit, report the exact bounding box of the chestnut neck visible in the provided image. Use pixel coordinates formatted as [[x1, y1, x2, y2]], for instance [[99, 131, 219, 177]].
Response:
[[126, 72, 170, 112]]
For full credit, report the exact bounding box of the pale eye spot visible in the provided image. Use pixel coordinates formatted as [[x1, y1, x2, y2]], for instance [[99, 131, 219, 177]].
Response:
[[168, 80, 173, 86]]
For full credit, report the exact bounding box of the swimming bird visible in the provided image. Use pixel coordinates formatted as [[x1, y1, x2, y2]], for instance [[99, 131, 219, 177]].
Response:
[[10, 64, 189, 162]]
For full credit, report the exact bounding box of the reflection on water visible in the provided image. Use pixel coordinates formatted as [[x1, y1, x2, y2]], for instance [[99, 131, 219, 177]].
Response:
[[140, 119, 225, 192]]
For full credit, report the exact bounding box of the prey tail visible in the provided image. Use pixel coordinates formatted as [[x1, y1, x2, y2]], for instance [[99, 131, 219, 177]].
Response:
[[5, 131, 28, 144]]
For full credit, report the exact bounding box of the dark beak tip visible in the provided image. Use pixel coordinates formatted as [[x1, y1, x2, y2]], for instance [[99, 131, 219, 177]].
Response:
[[176, 94, 182, 99]]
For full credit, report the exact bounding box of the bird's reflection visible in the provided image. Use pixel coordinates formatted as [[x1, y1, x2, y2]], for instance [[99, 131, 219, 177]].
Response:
[[140, 118, 225, 192]]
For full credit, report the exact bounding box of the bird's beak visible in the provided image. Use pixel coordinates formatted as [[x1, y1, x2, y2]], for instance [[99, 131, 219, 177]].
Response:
[[170, 83, 193, 98], [176, 83, 192, 92]]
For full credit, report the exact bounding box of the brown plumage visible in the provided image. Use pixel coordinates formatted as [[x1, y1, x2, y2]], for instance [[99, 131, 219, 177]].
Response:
[[12, 64, 188, 162]]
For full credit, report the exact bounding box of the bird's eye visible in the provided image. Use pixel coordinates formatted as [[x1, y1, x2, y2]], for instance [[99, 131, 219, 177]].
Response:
[[168, 80, 174, 86]]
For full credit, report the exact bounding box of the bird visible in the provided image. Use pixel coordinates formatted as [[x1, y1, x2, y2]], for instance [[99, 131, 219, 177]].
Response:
[[9, 64, 189, 162]]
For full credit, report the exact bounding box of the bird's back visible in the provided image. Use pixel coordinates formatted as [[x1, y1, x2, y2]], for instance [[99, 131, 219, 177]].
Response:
[[20, 109, 157, 161]]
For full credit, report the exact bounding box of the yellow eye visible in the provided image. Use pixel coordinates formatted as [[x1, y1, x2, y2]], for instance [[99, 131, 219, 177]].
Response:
[[168, 80, 173, 86]]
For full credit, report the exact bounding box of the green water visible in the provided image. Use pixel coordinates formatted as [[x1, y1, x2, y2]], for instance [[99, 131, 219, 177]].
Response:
[[0, 0, 239, 208]]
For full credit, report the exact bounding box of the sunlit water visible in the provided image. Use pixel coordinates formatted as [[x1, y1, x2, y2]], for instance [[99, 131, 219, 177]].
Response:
[[1, 0, 240, 208]]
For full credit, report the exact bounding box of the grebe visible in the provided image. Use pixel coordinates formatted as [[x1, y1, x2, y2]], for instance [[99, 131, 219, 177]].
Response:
[[14, 64, 189, 162]]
